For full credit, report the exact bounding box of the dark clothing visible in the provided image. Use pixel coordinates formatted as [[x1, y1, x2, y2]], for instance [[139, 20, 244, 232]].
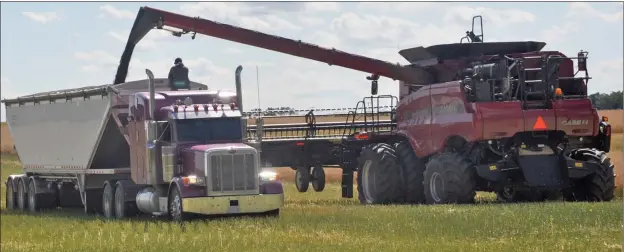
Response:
[[168, 63, 190, 90]]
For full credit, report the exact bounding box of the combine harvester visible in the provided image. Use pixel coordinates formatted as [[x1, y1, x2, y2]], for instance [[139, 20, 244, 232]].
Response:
[[3, 66, 284, 221], [5, 6, 615, 211]]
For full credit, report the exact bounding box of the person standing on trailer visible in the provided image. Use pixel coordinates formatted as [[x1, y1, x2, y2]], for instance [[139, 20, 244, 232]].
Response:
[[168, 57, 190, 90]]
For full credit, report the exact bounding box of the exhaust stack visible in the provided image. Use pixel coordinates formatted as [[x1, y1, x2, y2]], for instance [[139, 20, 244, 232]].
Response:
[[235, 65, 243, 112]]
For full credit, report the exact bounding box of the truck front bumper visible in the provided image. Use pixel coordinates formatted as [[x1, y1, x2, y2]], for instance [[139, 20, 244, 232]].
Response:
[[182, 193, 284, 215]]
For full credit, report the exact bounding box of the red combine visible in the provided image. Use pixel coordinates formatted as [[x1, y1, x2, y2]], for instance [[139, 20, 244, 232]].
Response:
[[114, 8, 615, 204]]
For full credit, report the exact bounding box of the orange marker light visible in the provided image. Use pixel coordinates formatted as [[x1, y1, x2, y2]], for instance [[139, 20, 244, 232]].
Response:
[[355, 133, 369, 140], [533, 116, 548, 130], [554, 88, 563, 97]]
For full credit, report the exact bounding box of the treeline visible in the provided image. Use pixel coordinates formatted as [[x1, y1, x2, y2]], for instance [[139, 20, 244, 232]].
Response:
[[248, 107, 296, 116], [589, 91, 623, 110]]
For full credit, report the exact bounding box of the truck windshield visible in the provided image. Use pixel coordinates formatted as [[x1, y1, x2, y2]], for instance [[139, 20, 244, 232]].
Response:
[[176, 117, 242, 142]]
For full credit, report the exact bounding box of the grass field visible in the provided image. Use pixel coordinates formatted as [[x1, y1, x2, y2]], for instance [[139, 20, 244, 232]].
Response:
[[0, 111, 622, 251], [0, 153, 622, 252]]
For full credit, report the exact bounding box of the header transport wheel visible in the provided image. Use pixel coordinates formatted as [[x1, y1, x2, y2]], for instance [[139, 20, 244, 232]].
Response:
[[423, 152, 476, 204], [356, 143, 403, 205], [311, 165, 326, 192], [295, 167, 311, 193]]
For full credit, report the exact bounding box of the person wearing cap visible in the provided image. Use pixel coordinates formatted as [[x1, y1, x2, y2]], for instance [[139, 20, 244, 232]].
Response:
[[168, 57, 190, 90]]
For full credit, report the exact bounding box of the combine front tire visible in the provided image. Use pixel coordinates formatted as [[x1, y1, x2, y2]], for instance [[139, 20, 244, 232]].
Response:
[[423, 153, 476, 204], [295, 167, 310, 192], [394, 141, 426, 204], [356, 143, 403, 204], [566, 150, 615, 202], [311, 165, 326, 192]]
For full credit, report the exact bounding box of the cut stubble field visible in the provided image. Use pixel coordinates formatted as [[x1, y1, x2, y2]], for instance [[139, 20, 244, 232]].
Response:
[[0, 110, 622, 252]]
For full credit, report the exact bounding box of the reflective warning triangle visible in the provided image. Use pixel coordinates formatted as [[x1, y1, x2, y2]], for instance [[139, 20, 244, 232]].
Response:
[[533, 116, 548, 130]]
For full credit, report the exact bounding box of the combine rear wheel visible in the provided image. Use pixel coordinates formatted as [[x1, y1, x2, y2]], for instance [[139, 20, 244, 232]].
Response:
[[311, 165, 326, 192], [5, 179, 16, 210], [565, 150, 615, 202], [495, 187, 546, 203], [394, 141, 426, 204], [423, 152, 476, 204], [295, 167, 310, 192], [356, 143, 403, 204]]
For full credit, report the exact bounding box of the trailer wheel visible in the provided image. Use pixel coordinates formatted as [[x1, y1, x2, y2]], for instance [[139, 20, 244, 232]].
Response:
[[311, 165, 326, 192], [102, 182, 115, 219], [168, 186, 189, 222], [114, 181, 138, 219], [16, 179, 28, 211], [27, 180, 40, 213], [356, 143, 403, 204], [394, 141, 426, 204], [566, 150, 615, 202], [295, 167, 310, 193], [5, 179, 16, 210], [423, 152, 476, 204]]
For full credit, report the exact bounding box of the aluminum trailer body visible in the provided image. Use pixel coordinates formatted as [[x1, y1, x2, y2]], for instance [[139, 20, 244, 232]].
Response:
[[4, 69, 284, 221]]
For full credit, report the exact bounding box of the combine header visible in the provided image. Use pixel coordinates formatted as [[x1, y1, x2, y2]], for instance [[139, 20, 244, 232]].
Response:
[[4, 7, 614, 210]]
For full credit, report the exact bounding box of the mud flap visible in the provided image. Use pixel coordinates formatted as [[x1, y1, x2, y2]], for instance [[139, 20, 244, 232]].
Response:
[[517, 154, 568, 188]]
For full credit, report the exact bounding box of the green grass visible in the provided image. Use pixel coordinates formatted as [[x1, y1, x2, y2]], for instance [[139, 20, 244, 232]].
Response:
[[0, 153, 622, 252]]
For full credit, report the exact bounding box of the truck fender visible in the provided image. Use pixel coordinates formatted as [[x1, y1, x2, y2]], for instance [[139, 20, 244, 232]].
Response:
[[6, 174, 27, 192], [28, 176, 56, 195], [394, 130, 426, 158], [168, 177, 205, 199]]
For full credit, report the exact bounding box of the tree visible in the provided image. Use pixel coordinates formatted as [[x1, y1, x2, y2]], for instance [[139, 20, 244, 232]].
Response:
[[589, 91, 623, 110]]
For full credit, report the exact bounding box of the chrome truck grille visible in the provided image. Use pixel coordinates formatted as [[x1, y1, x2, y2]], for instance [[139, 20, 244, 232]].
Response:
[[207, 150, 259, 196]]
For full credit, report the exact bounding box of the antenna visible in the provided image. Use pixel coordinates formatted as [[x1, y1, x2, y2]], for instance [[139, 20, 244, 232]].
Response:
[[256, 65, 262, 117]]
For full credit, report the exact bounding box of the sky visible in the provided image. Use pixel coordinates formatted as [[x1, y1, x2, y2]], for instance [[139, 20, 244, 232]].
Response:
[[1, 1, 623, 121]]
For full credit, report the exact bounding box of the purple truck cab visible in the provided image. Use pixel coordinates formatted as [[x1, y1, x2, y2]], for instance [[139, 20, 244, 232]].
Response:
[[125, 68, 283, 220]]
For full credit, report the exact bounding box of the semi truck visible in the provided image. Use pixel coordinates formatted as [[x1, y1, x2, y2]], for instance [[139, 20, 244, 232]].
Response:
[[3, 66, 284, 221]]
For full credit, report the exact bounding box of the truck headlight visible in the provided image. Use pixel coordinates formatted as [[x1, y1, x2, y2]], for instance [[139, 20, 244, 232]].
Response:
[[182, 175, 206, 186], [259, 171, 279, 182]]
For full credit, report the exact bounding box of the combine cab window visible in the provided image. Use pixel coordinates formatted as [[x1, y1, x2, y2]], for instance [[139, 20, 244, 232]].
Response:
[[176, 117, 242, 142]]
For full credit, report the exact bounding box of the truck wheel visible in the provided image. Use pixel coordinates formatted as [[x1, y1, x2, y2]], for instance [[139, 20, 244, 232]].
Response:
[[295, 167, 310, 192], [5, 179, 16, 210], [394, 141, 426, 204], [566, 150, 615, 202], [17, 179, 28, 211], [423, 152, 476, 204], [356, 143, 403, 204], [27, 180, 39, 213], [168, 186, 189, 222], [311, 165, 325, 192], [102, 182, 115, 219], [114, 181, 138, 219]]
